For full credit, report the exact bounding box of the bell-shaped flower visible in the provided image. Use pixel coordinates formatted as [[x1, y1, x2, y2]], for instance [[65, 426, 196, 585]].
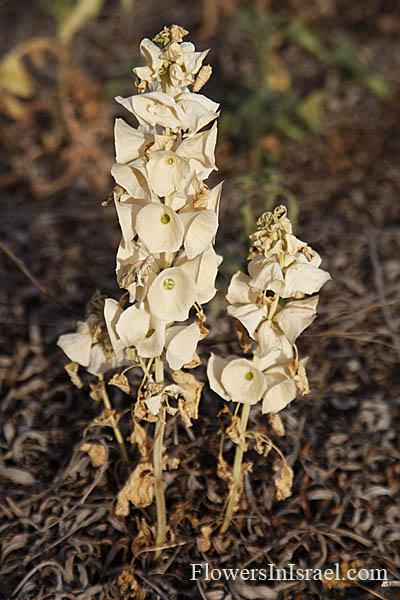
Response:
[[176, 244, 222, 305], [226, 272, 266, 337], [115, 92, 186, 131], [165, 323, 201, 370], [114, 118, 152, 164], [180, 209, 218, 259], [146, 151, 192, 197], [147, 266, 196, 322], [207, 354, 267, 405], [136, 203, 184, 254], [104, 298, 128, 359], [116, 302, 166, 359]]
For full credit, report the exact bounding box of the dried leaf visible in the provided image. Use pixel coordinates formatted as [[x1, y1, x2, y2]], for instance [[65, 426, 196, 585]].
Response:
[[133, 398, 157, 423], [0, 466, 35, 486], [65, 361, 83, 389], [183, 352, 201, 369], [89, 381, 102, 402], [118, 566, 146, 600], [196, 524, 213, 552], [275, 463, 293, 501], [115, 461, 154, 515], [129, 420, 151, 458], [193, 64, 212, 92], [0, 48, 34, 98], [253, 432, 272, 458], [267, 413, 285, 437], [80, 442, 106, 467], [172, 370, 203, 427], [226, 415, 247, 451], [233, 319, 252, 354], [109, 372, 130, 394]]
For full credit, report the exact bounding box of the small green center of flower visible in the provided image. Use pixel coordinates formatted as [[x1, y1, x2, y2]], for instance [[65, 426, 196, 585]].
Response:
[[167, 157, 174, 165], [245, 371, 254, 381], [145, 328, 155, 338], [163, 277, 175, 290], [160, 214, 170, 224]]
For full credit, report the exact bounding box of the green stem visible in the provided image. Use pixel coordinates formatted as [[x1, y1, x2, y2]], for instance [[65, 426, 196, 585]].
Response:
[[99, 376, 129, 465], [153, 356, 167, 559], [220, 402, 251, 535]]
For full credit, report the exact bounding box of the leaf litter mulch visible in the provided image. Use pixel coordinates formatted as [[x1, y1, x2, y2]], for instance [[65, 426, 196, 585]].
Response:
[[1, 1, 400, 599]]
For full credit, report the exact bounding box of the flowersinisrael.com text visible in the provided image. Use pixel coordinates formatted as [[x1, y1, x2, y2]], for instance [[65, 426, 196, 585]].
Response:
[[190, 563, 388, 583]]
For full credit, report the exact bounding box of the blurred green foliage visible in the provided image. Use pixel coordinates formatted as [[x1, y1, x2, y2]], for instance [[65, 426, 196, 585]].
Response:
[[221, 8, 389, 159]]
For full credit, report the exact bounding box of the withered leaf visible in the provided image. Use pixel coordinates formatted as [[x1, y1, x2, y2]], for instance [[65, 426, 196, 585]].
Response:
[[133, 398, 157, 423], [267, 413, 285, 437], [226, 415, 247, 451], [129, 420, 151, 458], [193, 64, 212, 92], [109, 372, 130, 394], [172, 370, 203, 427], [64, 361, 83, 389], [275, 463, 293, 501], [253, 432, 272, 458], [183, 352, 201, 369], [81, 442, 106, 467], [196, 524, 213, 552], [233, 318, 252, 354], [115, 461, 154, 515]]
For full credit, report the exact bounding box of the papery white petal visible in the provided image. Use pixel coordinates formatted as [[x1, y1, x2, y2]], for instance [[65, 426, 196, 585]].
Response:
[[111, 162, 149, 199], [147, 151, 192, 197], [148, 266, 196, 322], [114, 193, 148, 244], [116, 303, 165, 358], [176, 123, 217, 179], [227, 304, 265, 338], [248, 258, 284, 291], [116, 92, 186, 130], [138, 38, 163, 73], [207, 181, 223, 216], [283, 262, 331, 297], [145, 393, 163, 416], [176, 245, 220, 305], [275, 296, 319, 344], [285, 234, 307, 256], [86, 344, 110, 376], [226, 271, 258, 305], [114, 119, 151, 164], [207, 353, 230, 401], [255, 320, 294, 360], [182, 209, 218, 259], [104, 298, 126, 357], [262, 368, 297, 413], [57, 331, 92, 367], [136, 203, 184, 253], [176, 92, 219, 133], [221, 358, 266, 405], [165, 323, 200, 370]]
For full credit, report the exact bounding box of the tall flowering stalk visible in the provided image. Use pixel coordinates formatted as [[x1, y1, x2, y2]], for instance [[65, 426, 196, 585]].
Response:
[[207, 206, 330, 534], [106, 25, 221, 557]]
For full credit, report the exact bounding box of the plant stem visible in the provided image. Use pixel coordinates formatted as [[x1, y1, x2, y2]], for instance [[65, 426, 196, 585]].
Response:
[[220, 402, 251, 535], [99, 376, 129, 465], [153, 356, 167, 559]]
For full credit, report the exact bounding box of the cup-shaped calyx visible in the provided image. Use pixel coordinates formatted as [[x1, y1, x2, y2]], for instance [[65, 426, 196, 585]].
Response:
[[207, 206, 330, 415], [104, 25, 222, 368]]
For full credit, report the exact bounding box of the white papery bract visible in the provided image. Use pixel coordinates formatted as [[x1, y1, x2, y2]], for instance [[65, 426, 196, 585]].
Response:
[[136, 203, 184, 254], [148, 266, 197, 322]]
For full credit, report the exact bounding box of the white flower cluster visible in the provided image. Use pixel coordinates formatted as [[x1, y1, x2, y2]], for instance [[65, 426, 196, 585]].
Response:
[[57, 26, 221, 378], [105, 26, 222, 372], [208, 206, 330, 414]]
